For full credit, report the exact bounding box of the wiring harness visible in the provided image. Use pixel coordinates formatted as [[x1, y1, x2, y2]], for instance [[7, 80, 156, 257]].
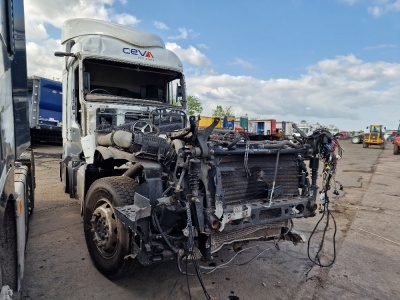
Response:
[[307, 129, 343, 268]]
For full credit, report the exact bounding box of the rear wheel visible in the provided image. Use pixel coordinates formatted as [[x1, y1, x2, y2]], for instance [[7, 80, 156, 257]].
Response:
[[394, 144, 399, 155], [351, 136, 360, 144], [84, 176, 138, 279]]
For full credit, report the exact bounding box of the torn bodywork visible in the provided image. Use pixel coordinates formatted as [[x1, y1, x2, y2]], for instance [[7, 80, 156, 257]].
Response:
[[84, 115, 318, 273]]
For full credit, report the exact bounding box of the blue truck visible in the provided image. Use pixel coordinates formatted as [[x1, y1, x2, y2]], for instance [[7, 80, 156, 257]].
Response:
[[28, 76, 62, 144]]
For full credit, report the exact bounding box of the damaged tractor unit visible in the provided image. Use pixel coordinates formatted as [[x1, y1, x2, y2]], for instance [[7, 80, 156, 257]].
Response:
[[56, 18, 320, 280]]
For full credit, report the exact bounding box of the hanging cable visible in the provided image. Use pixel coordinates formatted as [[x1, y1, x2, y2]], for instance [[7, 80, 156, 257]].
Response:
[[307, 199, 337, 267], [178, 242, 276, 275], [306, 129, 341, 268], [185, 254, 192, 300], [182, 201, 213, 300]]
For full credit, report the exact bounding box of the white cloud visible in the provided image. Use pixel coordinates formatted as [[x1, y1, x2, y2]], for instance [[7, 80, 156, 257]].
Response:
[[197, 43, 209, 50], [186, 55, 400, 130], [24, 0, 140, 79], [111, 14, 140, 26], [154, 21, 169, 30], [168, 28, 192, 40], [364, 44, 397, 50], [368, 5, 384, 16], [25, 0, 112, 30], [25, 20, 48, 41], [24, 0, 139, 39], [340, 0, 359, 4], [340, 0, 400, 16], [313, 54, 399, 81], [231, 58, 257, 70], [166, 43, 211, 67], [26, 39, 63, 79], [369, 0, 400, 16]]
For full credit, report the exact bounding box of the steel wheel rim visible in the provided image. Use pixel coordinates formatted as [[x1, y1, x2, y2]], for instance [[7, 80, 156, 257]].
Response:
[[90, 198, 118, 256]]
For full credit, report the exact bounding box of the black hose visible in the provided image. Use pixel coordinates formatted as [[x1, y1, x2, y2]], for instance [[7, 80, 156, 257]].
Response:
[[187, 224, 212, 300], [151, 209, 180, 254], [307, 200, 337, 267]]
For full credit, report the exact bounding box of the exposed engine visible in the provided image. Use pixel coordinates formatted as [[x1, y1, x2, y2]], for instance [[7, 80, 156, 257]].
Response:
[[90, 114, 327, 266]]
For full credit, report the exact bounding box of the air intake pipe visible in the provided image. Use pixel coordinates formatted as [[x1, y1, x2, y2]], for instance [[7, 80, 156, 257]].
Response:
[[97, 130, 133, 148], [97, 130, 172, 157]]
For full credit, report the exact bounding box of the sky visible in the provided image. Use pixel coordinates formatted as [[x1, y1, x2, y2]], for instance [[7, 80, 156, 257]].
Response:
[[24, 0, 400, 131]]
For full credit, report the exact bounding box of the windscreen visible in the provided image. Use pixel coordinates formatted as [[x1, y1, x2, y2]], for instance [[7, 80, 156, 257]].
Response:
[[83, 59, 185, 108], [370, 125, 381, 132]]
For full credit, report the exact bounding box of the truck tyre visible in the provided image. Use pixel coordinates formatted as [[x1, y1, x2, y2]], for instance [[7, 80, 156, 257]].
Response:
[[0, 202, 18, 291], [363, 142, 368, 148], [351, 136, 360, 144], [394, 144, 399, 155], [61, 163, 69, 194], [84, 176, 138, 279], [27, 174, 34, 217]]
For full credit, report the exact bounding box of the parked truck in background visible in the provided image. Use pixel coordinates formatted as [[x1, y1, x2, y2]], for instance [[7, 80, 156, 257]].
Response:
[[276, 121, 294, 137], [393, 122, 400, 155], [0, 0, 36, 296], [292, 122, 320, 137], [234, 118, 277, 140], [28, 76, 63, 144], [56, 18, 329, 287]]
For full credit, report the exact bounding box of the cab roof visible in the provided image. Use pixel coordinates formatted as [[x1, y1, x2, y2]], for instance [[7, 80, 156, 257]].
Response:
[[61, 18, 165, 48]]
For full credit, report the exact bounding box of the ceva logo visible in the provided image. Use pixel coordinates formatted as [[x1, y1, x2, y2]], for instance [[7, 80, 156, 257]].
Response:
[[123, 48, 154, 59]]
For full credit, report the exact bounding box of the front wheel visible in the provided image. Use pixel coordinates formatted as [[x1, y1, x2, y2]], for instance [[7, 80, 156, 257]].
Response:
[[84, 176, 138, 279], [363, 142, 368, 148], [394, 144, 399, 155]]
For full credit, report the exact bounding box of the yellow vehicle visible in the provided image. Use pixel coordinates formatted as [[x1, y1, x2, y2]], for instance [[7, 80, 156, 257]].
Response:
[[197, 116, 223, 128], [363, 124, 386, 149]]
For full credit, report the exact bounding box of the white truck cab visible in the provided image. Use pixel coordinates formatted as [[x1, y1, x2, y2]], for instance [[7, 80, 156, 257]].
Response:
[[56, 18, 187, 200]]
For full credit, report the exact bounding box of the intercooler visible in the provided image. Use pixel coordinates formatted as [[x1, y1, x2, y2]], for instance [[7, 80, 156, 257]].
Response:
[[218, 152, 301, 206], [209, 149, 314, 251]]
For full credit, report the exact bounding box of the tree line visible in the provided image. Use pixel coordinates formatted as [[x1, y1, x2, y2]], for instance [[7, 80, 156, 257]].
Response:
[[186, 95, 233, 117]]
